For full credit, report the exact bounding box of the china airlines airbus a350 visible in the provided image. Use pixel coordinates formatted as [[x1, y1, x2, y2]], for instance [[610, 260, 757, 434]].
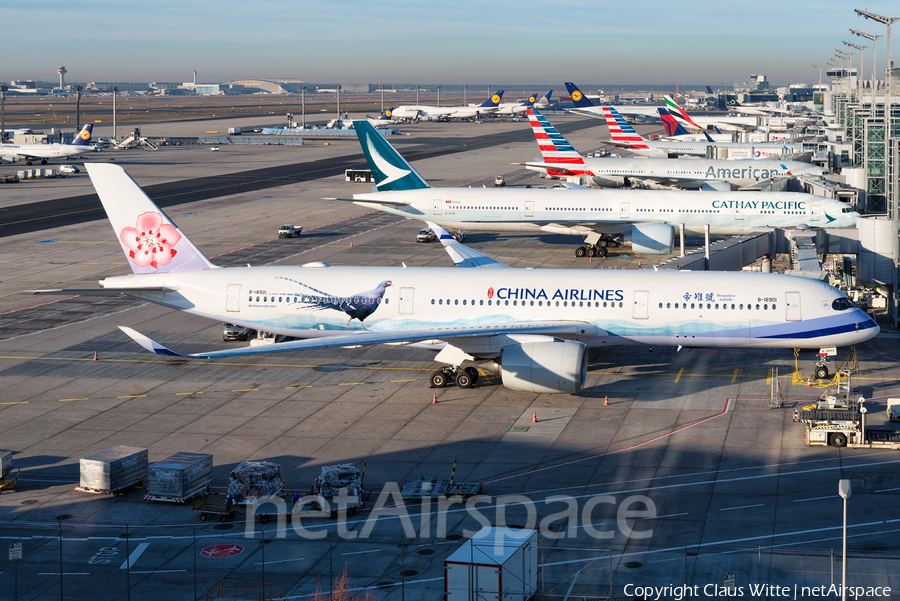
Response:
[[31, 164, 877, 393]]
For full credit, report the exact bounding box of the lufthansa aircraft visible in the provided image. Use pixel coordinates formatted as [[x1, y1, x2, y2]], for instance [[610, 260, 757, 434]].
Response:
[[30, 164, 876, 393], [391, 91, 505, 121], [524, 110, 825, 189], [337, 122, 856, 258], [1, 124, 96, 165]]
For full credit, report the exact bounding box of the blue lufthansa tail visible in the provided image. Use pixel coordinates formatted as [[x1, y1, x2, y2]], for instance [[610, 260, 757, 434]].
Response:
[[353, 121, 430, 192], [564, 82, 594, 108], [479, 90, 504, 107], [70, 124, 93, 146], [706, 85, 714, 94]]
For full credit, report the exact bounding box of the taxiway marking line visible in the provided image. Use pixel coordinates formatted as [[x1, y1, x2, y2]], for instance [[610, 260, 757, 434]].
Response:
[[285, 385, 311, 389], [719, 503, 764, 511], [341, 549, 382, 556], [340, 382, 363, 386], [731, 368, 740, 384], [390, 379, 416, 383], [118, 395, 146, 399], [644, 512, 689, 520], [231, 388, 258, 392], [674, 367, 685, 383], [176, 391, 203, 395], [256, 558, 305, 565], [120, 543, 150, 569], [59, 398, 88, 402], [793, 495, 834, 503], [0, 401, 28, 405]]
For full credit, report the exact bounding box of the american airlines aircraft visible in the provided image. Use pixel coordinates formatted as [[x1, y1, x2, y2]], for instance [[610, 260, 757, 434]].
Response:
[[31, 163, 877, 392], [524, 110, 825, 189], [391, 91, 505, 121], [0, 124, 96, 165], [603, 107, 802, 159], [339, 122, 856, 258]]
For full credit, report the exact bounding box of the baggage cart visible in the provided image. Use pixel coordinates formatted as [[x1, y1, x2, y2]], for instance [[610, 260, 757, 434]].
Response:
[[192, 493, 237, 522], [0, 469, 19, 495], [401, 460, 482, 500], [77, 446, 148, 495], [144, 452, 213, 503]]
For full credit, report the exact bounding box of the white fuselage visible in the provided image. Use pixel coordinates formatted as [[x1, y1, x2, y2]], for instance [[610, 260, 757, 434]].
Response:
[[621, 141, 803, 159], [351, 188, 857, 236], [528, 157, 826, 188], [391, 104, 498, 120], [99, 267, 878, 352], [0, 142, 95, 162]]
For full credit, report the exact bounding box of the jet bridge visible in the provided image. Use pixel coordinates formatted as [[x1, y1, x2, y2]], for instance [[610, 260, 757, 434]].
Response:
[[658, 227, 859, 276]]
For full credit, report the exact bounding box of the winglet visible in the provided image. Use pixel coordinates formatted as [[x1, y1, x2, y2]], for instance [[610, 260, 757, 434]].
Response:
[[426, 221, 510, 269], [118, 326, 187, 357]]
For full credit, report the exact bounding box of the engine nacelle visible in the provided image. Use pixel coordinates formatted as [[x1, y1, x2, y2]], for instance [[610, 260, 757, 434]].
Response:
[[1, 155, 17, 164], [498, 340, 587, 394], [623, 224, 674, 254]]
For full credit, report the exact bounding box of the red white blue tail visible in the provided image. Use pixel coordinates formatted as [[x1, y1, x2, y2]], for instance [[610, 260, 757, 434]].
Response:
[[601, 107, 649, 149], [526, 109, 586, 165]]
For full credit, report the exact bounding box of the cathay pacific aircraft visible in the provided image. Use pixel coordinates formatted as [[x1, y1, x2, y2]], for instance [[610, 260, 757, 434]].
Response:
[[525, 110, 825, 189], [30, 164, 877, 393], [339, 121, 855, 258], [0, 124, 96, 165]]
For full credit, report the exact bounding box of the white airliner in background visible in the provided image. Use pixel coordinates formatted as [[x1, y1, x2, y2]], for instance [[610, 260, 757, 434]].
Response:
[[391, 91, 505, 121], [337, 121, 856, 258], [604, 107, 803, 160], [0, 124, 96, 165], [525, 110, 825, 189], [31, 163, 877, 393], [495, 90, 552, 116], [662, 96, 810, 132], [564, 82, 662, 123], [326, 108, 396, 129]]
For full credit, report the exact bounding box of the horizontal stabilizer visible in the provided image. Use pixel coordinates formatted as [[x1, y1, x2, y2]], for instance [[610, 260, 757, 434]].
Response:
[[325, 196, 409, 206], [426, 221, 510, 269], [31, 287, 174, 296]]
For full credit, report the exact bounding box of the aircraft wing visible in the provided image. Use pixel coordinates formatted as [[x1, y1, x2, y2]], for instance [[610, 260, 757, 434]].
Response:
[[119, 321, 601, 360], [426, 221, 510, 269], [325, 197, 410, 206], [521, 161, 582, 176], [31, 287, 175, 296]]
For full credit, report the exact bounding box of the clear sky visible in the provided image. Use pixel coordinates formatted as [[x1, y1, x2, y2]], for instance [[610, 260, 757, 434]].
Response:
[[5, 0, 899, 86]]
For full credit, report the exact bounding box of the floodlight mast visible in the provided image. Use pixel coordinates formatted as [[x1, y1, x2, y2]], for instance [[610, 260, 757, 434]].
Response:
[[856, 9, 899, 145], [851, 28, 882, 104]]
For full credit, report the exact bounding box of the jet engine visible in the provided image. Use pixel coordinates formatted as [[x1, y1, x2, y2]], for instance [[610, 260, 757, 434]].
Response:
[[497, 339, 587, 394], [622, 224, 675, 254], [1, 155, 17, 164]]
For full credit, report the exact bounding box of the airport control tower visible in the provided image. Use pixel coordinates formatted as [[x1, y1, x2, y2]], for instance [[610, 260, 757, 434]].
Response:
[[58, 65, 67, 90]]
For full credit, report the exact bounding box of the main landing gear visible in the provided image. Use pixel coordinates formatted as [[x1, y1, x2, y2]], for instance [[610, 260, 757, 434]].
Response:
[[430, 366, 480, 389], [575, 237, 619, 258]]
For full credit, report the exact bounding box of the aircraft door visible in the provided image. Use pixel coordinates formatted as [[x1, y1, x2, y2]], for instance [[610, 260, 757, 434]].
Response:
[[399, 287, 415, 314], [785, 291, 801, 321], [810, 205, 820, 222], [433, 200, 442, 215], [226, 284, 241, 312], [620, 202, 630, 219], [633, 290, 649, 320], [734, 208, 744, 220], [525, 201, 534, 218]]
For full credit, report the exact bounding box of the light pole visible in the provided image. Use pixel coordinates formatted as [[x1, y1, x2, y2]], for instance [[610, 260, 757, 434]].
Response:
[[464, 84, 467, 106], [852, 28, 883, 106], [0, 85, 6, 142], [112, 86, 117, 139], [416, 85, 419, 105], [856, 10, 900, 142], [380, 85, 384, 113], [813, 64, 823, 87], [437, 85, 441, 108], [75, 85, 83, 130], [301, 86, 306, 128], [57, 518, 64, 601], [124, 523, 131, 601], [844, 41, 868, 94], [838, 479, 852, 601], [336, 85, 341, 118]]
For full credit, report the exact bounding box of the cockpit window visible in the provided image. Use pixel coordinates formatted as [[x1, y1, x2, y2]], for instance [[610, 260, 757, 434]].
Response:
[[832, 298, 854, 311]]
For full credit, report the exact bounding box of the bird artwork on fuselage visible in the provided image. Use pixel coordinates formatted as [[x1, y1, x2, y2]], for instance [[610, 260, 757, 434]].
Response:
[[272, 278, 393, 328]]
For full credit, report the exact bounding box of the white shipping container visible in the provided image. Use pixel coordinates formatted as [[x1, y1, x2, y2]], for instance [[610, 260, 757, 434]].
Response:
[[445, 527, 537, 601], [0, 450, 12, 478]]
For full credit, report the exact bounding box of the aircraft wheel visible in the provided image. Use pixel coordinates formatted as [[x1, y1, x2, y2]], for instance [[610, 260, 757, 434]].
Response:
[[598, 239, 609, 248], [430, 370, 449, 388], [587, 247, 597, 257], [815, 366, 829, 380], [464, 367, 479, 383], [26, 161, 32, 166], [41, 159, 47, 165], [597, 246, 608, 258], [575, 246, 587, 258], [610, 241, 620, 248], [456, 371, 473, 389]]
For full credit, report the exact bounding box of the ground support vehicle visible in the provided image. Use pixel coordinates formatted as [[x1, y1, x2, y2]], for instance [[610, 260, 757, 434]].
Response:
[[401, 461, 482, 500], [192, 493, 238, 522]]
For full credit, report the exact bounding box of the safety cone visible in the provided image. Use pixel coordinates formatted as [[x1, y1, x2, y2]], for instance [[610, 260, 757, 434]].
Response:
[[604, 395, 609, 406], [648, 346, 653, 353], [806, 377, 812, 387], [589, 255, 592, 262], [92, 351, 98, 361], [350, 240, 353, 248], [532, 412, 538, 424], [432, 393, 437, 404], [639, 261, 642, 269]]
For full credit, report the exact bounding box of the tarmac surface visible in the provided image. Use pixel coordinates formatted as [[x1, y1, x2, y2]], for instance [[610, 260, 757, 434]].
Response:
[[1, 116, 899, 601]]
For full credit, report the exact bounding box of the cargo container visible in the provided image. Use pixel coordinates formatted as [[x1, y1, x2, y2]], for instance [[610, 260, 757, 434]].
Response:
[[0, 450, 12, 479], [145, 452, 213, 502], [78, 446, 148, 494], [445, 527, 537, 601]]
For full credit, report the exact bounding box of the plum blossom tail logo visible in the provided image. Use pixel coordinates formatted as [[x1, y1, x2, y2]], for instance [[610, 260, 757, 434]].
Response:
[[487, 287, 494, 299], [120, 211, 180, 270]]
